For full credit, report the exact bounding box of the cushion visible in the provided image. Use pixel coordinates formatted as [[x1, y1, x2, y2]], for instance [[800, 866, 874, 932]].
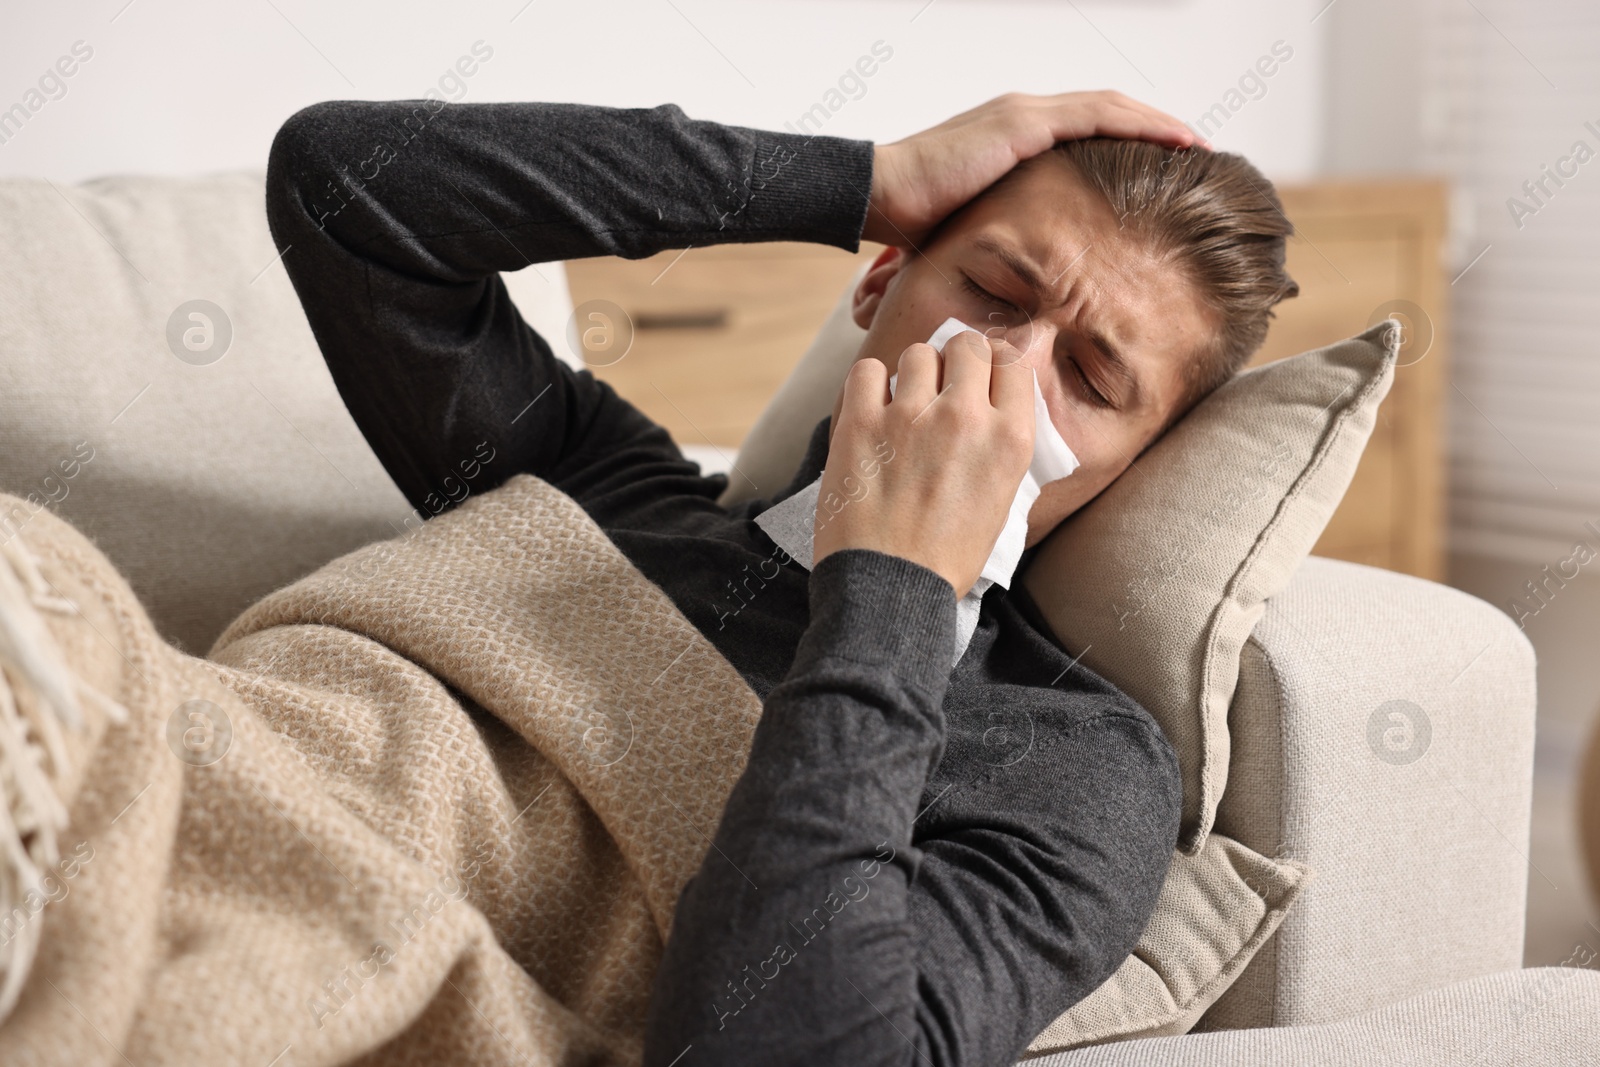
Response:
[[0, 171, 574, 655], [724, 272, 1397, 849], [1026, 834, 1311, 1054]]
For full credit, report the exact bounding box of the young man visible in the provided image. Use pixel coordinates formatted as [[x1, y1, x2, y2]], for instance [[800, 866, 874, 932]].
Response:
[[265, 90, 1295, 1066]]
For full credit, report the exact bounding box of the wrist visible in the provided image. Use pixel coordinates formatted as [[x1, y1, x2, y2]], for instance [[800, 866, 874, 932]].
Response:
[[862, 143, 896, 246], [796, 548, 957, 684], [740, 129, 875, 251], [816, 537, 966, 601]]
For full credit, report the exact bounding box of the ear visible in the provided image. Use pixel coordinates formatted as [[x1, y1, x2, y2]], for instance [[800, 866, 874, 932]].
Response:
[[851, 246, 908, 330]]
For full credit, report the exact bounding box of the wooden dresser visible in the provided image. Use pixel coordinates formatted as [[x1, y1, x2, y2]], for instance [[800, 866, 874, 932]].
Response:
[[565, 179, 1449, 581]]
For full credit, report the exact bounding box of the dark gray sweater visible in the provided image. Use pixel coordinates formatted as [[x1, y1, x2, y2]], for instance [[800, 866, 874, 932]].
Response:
[[265, 98, 1181, 1067]]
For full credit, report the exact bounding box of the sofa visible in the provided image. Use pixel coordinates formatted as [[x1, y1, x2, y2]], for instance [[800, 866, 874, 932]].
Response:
[[1, 169, 1595, 1063]]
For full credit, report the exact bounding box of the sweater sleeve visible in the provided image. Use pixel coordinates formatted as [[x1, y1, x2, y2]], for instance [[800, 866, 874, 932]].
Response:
[[644, 547, 960, 1063], [263, 100, 874, 518]]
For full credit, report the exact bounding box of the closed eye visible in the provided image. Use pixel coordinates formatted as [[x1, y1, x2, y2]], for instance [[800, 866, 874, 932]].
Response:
[[965, 270, 1116, 409], [961, 273, 1017, 311], [1070, 356, 1114, 409]]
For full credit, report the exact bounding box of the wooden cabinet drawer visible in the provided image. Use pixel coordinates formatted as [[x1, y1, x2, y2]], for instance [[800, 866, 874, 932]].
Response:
[[565, 242, 876, 447]]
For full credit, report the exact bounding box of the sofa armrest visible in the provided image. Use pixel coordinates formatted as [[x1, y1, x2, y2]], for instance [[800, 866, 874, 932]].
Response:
[[1198, 556, 1536, 1030], [1033, 967, 1599, 1066]]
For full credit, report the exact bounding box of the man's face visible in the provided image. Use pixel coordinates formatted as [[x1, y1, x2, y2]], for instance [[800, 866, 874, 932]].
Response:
[[842, 153, 1219, 547]]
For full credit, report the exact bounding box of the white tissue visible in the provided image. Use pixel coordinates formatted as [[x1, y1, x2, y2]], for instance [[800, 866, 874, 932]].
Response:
[[754, 317, 1078, 668], [924, 318, 1078, 486]]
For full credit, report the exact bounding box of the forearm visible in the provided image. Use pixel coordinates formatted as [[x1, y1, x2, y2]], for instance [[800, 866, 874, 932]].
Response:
[[268, 99, 873, 273], [263, 100, 874, 514], [645, 548, 957, 1065]]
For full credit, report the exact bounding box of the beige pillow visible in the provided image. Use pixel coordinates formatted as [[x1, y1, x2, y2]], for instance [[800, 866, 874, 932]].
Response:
[[1026, 833, 1312, 1054], [1021, 323, 1397, 850]]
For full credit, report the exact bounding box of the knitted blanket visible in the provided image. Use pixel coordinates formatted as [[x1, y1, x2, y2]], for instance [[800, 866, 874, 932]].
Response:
[[0, 475, 767, 1066]]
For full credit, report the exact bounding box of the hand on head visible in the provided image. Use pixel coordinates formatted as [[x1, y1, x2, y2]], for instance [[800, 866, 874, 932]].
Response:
[[865, 90, 1207, 249]]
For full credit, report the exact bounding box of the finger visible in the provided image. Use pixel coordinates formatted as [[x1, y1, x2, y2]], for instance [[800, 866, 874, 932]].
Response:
[[1086, 104, 1196, 147], [983, 328, 1033, 369], [1102, 99, 1212, 149], [838, 356, 890, 429], [1078, 91, 1192, 137], [1040, 95, 1200, 149], [1070, 90, 1185, 126], [1098, 90, 1190, 131], [893, 341, 941, 412], [988, 338, 1035, 418], [940, 329, 994, 398]]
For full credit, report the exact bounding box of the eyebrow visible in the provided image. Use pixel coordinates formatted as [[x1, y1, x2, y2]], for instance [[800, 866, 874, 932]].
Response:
[[970, 235, 1142, 408]]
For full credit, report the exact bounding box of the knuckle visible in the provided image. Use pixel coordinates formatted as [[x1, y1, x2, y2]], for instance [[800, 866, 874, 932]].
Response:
[[999, 96, 1035, 122], [1000, 421, 1033, 455], [841, 360, 887, 409], [885, 391, 920, 421], [945, 331, 987, 359], [947, 403, 988, 439], [845, 356, 885, 386]]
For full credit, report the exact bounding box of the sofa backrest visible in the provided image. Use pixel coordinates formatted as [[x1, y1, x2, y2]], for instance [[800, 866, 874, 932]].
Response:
[[0, 171, 574, 654]]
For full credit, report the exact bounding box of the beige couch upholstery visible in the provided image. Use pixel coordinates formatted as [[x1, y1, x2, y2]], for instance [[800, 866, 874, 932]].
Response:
[[2, 170, 1593, 1062], [1038, 966, 1599, 1066], [0, 170, 576, 658]]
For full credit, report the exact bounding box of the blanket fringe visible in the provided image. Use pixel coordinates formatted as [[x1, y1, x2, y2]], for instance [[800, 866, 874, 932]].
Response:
[[0, 535, 122, 1021]]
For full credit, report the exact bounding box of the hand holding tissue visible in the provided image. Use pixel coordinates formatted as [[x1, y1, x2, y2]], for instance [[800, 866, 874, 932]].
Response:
[[755, 318, 1079, 667]]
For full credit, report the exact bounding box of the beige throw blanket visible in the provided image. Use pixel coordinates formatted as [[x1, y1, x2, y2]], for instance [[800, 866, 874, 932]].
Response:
[[0, 475, 768, 1065], [0, 473, 1309, 1064]]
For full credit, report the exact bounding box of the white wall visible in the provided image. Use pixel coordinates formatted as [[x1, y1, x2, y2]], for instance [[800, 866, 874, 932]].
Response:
[[1319, 0, 1428, 176], [0, 0, 1327, 183]]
